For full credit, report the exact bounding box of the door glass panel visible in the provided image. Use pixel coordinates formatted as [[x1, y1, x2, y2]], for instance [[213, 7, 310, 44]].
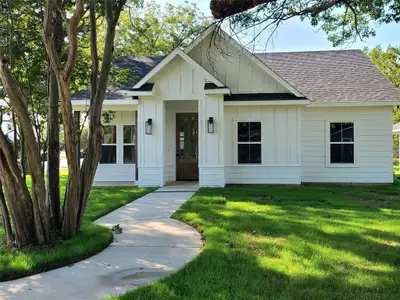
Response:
[[177, 115, 198, 159]]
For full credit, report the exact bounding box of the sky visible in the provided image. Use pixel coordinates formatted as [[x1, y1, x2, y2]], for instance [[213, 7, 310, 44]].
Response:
[[156, 0, 400, 52]]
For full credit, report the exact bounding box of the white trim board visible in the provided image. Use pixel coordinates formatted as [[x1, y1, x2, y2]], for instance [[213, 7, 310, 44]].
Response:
[[225, 100, 310, 106], [308, 101, 400, 107], [72, 99, 139, 106], [134, 48, 225, 89]]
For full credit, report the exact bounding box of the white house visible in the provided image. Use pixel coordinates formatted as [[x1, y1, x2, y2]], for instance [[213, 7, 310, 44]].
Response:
[[0, 115, 17, 142], [72, 27, 400, 187]]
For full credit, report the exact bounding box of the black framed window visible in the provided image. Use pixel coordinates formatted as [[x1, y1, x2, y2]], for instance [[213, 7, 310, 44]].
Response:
[[237, 122, 262, 164], [329, 122, 355, 164], [100, 125, 117, 164], [123, 125, 136, 164]]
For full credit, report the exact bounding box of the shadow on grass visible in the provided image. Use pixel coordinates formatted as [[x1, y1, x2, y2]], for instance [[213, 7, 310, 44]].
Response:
[[115, 184, 400, 300], [0, 178, 156, 282]]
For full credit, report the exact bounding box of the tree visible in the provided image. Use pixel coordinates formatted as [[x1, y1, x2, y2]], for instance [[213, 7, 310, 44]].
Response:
[[209, 0, 399, 46], [0, 0, 127, 247], [365, 46, 400, 157], [113, 0, 209, 57]]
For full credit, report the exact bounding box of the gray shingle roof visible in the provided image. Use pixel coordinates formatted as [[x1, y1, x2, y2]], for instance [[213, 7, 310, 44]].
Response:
[[255, 50, 400, 103], [72, 49, 400, 103], [71, 56, 165, 100]]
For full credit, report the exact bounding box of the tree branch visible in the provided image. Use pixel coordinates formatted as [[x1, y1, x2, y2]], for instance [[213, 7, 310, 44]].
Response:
[[63, 0, 85, 79]]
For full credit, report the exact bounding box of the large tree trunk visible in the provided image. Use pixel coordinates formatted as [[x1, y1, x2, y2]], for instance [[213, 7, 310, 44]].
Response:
[[58, 78, 81, 238], [210, 0, 273, 19], [47, 4, 62, 231], [0, 59, 51, 245], [0, 130, 36, 247], [0, 179, 13, 245]]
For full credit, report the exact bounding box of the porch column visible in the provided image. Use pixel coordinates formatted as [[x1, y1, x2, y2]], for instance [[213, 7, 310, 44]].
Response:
[[198, 95, 225, 187], [137, 96, 165, 187]]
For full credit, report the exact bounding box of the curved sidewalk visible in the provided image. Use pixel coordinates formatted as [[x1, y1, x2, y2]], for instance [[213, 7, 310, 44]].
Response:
[[0, 187, 202, 300]]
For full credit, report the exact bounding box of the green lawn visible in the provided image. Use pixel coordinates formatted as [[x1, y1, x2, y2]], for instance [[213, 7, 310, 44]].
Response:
[[393, 164, 400, 176], [0, 170, 155, 281], [114, 185, 400, 300]]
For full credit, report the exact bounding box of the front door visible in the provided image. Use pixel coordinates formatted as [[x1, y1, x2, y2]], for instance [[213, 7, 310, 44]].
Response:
[[176, 113, 198, 181]]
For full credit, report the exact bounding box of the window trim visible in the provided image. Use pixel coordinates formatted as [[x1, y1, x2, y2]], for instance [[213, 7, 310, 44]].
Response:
[[100, 125, 117, 165], [325, 120, 358, 168], [122, 124, 136, 165], [234, 121, 263, 165]]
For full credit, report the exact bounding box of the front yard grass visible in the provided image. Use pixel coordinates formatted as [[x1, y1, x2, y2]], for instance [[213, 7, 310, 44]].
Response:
[[114, 184, 400, 300], [0, 170, 155, 281]]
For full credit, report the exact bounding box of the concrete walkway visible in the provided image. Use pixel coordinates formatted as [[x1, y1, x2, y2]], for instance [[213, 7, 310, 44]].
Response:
[[0, 188, 202, 300]]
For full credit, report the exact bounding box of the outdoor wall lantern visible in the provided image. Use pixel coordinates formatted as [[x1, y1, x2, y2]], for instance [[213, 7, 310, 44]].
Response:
[[145, 118, 153, 135], [208, 117, 215, 134]]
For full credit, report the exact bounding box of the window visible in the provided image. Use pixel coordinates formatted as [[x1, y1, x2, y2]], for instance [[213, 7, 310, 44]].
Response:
[[123, 125, 136, 164], [329, 122, 355, 164], [237, 122, 262, 164], [100, 125, 117, 164], [7, 124, 12, 131]]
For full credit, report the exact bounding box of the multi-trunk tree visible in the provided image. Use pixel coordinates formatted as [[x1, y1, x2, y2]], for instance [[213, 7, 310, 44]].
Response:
[[0, 0, 127, 247]]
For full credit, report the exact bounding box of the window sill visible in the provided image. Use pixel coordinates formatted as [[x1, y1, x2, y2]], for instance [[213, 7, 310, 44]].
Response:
[[326, 163, 358, 168]]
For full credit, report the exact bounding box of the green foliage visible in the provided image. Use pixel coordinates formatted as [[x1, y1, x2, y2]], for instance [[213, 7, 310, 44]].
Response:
[[113, 0, 210, 57], [365, 46, 400, 157], [114, 185, 400, 300], [227, 1, 399, 47], [0, 170, 155, 281]]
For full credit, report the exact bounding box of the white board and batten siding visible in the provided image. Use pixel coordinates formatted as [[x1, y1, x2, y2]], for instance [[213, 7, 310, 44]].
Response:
[[188, 36, 289, 94], [301, 106, 393, 183], [94, 111, 136, 183], [153, 56, 207, 100], [224, 106, 302, 184]]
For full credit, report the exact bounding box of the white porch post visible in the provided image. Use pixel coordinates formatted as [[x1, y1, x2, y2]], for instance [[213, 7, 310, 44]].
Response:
[[198, 95, 225, 187], [137, 96, 165, 187]]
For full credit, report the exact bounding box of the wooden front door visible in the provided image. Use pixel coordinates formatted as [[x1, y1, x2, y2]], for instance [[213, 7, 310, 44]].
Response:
[[176, 113, 198, 181]]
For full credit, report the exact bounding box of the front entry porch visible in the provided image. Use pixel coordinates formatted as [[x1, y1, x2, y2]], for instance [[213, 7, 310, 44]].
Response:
[[137, 96, 225, 188]]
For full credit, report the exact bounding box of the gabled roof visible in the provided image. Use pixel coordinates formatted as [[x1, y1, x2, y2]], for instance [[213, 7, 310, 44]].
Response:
[[72, 31, 400, 103], [185, 26, 304, 98], [133, 48, 225, 89], [256, 50, 400, 103]]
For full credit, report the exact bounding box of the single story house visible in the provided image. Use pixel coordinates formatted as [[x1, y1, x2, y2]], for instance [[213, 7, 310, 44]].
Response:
[[72, 27, 400, 187]]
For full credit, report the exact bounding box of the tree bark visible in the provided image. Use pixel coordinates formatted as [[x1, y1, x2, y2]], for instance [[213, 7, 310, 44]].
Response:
[[210, 0, 274, 19], [77, 0, 124, 228], [0, 59, 51, 244], [209, 0, 345, 19], [0, 130, 36, 247], [0, 179, 13, 245], [47, 3, 62, 231]]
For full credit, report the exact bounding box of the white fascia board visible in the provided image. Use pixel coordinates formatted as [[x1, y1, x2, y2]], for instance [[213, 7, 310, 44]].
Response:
[[224, 100, 310, 106], [205, 88, 231, 95], [71, 99, 139, 106], [125, 91, 153, 97], [307, 101, 400, 107], [134, 48, 225, 89]]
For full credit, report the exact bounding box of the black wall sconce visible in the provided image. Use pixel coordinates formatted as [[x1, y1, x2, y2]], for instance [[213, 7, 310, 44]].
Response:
[[145, 118, 153, 135], [208, 117, 215, 134]]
